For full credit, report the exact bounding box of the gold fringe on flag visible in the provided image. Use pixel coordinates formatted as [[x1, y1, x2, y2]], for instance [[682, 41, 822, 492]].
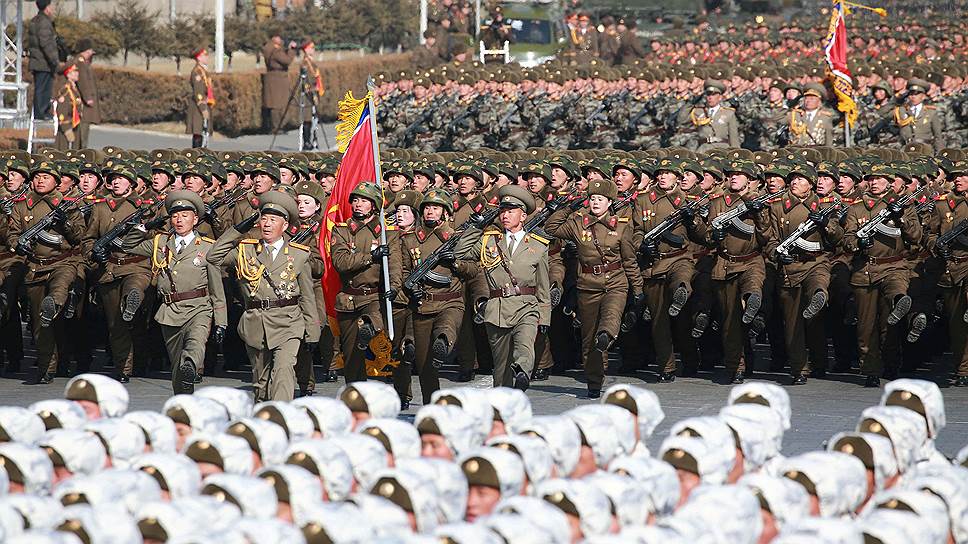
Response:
[[842, 1, 887, 17], [335, 90, 370, 153]]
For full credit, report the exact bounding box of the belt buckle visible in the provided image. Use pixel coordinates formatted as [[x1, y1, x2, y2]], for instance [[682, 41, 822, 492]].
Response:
[[501, 285, 515, 297], [260, 299, 271, 310], [162, 293, 174, 304], [591, 264, 603, 275], [868, 256, 877, 265]]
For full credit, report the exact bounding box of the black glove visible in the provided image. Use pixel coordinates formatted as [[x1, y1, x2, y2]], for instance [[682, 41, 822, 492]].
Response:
[[775, 250, 795, 265], [213, 325, 226, 346], [50, 206, 67, 225], [305, 341, 318, 352], [381, 288, 397, 302], [633, 292, 646, 308], [857, 236, 874, 250], [936, 244, 952, 259], [14, 241, 31, 256], [234, 212, 260, 233], [545, 199, 563, 212], [538, 325, 549, 335], [437, 248, 456, 264], [712, 228, 727, 242], [807, 211, 829, 227], [92, 247, 109, 264], [144, 215, 168, 230], [473, 299, 487, 324], [469, 213, 487, 228], [406, 284, 426, 300], [641, 241, 659, 258], [679, 205, 695, 224], [371, 244, 390, 261], [746, 199, 765, 212], [886, 201, 905, 217], [569, 198, 586, 211], [549, 285, 562, 307]]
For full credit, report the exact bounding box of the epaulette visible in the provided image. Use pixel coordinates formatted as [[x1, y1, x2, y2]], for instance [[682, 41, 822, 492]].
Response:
[[289, 242, 310, 251], [685, 194, 700, 200], [618, 216, 630, 222], [241, 239, 260, 244], [722, 106, 734, 111], [925, 105, 937, 110], [335, 222, 348, 227], [201, 236, 215, 243], [528, 233, 550, 245], [482, 227, 502, 236], [767, 197, 784, 203], [386, 225, 397, 231], [819, 110, 832, 116]]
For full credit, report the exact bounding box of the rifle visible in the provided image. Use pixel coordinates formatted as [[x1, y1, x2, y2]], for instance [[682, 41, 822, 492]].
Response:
[[524, 193, 574, 233], [935, 218, 968, 255], [710, 190, 784, 232], [205, 187, 246, 220], [535, 93, 579, 143], [774, 199, 843, 259], [15, 197, 82, 255], [403, 206, 501, 302], [868, 116, 897, 144], [855, 187, 924, 241], [639, 194, 709, 263], [622, 99, 656, 139], [400, 94, 456, 149], [91, 200, 165, 263], [291, 220, 320, 245], [441, 95, 486, 151], [0, 185, 27, 215], [610, 191, 638, 214]]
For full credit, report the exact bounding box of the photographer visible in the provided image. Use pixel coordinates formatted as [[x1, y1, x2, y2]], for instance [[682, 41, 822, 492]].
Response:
[[28, 0, 63, 120], [261, 34, 297, 132]]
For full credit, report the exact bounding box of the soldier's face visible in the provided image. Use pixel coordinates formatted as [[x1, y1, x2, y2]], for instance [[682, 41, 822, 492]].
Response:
[[790, 176, 811, 198], [422, 204, 444, 223], [803, 95, 821, 110], [32, 172, 57, 194], [351, 196, 374, 216], [614, 168, 636, 192], [705, 93, 722, 107], [111, 176, 133, 196], [388, 174, 409, 192], [527, 174, 547, 194], [420, 433, 454, 460], [589, 194, 611, 216], [679, 172, 699, 192], [259, 213, 289, 244], [185, 175, 206, 194], [254, 174, 274, 193], [79, 173, 99, 194], [457, 176, 478, 195], [499, 207, 526, 231], [151, 172, 171, 192], [320, 175, 336, 194], [5, 171, 24, 191], [296, 195, 320, 219], [58, 175, 74, 193], [656, 172, 678, 191], [767, 176, 786, 194], [728, 174, 749, 192], [837, 176, 856, 195], [873, 88, 887, 101], [551, 168, 569, 188], [396, 205, 415, 228], [280, 169, 296, 186], [413, 174, 431, 193], [785, 89, 800, 101], [171, 210, 198, 236], [955, 176, 968, 193], [768, 88, 783, 102], [908, 92, 925, 106], [465, 484, 502, 522], [225, 173, 240, 191], [816, 176, 836, 196]]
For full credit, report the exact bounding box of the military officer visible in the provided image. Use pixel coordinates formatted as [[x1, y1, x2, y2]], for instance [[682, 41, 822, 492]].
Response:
[[677, 79, 740, 151], [207, 191, 321, 401], [186, 48, 214, 149], [842, 164, 921, 388], [72, 38, 100, 149], [262, 35, 298, 132], [895, 78, 945, 153], [299, 40, 325, 151], [9, 159, 85, 384], [53, 62, 82, 151], [786, 83, 834, 146], [330, 182, 402, 384], [121, 190, 227, 394], [544, 179, 643, 398], [458, 184, 550, 390]]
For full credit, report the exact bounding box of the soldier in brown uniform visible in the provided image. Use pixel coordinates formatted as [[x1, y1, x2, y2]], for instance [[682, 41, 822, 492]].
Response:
[[706, 160, 770, 384], [0, 158, 27, 376], [544, 179, 643, 398], [186, 48, 214, 149], [894, 78, 945, 153], [207, 191, 321, 401], [262, 36, 298, 132], [676, 80, 740, 151], [765, 163, 844, 385], [72, 39, 100, 149], [298, 41, 325, 151], [9, 160, 85, 384], [84, 162, 157, 382], [634, 158, 706, 382], [924, 160, 968, 387], [54, 63, 82, 151], [293, 180, 327, 395], [231, 160, 279, 238], [842, 164, 922, 388], [330, 182, 402, 384], [121, 190, 227, 394], [388, 190, 420, 406], [401, 189, 479, 403]]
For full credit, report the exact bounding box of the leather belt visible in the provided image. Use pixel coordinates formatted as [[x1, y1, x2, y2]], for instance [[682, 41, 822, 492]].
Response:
[[795, 253, 821, 263], [489, 286, 537, 298], [161, 288, 208, 304], [581, 261, 622, 275], [720, 250, 761, 263], [28, 248, 79, 266], [0, 251, 15, 260], [658, 248, 688, 259], [245, 297, 301, 311], [950, 255, 968, 263], [343, 285, 378, 296], [109, 254, 147, 266], [867, 255, 906, 265], [423, 291, 462, 302]]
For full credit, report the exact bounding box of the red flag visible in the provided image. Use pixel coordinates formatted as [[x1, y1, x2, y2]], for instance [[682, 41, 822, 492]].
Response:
[[319, 94, 373, 320]]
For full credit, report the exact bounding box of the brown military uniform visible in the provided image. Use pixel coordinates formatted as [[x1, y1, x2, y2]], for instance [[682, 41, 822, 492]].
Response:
[[54, 80, 82, 151], [262, 41, 297, 130], [293, 214, 324, 395], [330, 216, 402, 383], [544, 207, 642, 392], [186, 63, 214, 137], [842, 191, 921, 378], [924, 191, 968, 379], [452, 193, 493, 378], [74, 55, 100, 148]]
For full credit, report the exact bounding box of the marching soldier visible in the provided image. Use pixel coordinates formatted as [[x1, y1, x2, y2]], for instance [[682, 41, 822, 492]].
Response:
[[677, 80, 740, 151], [121, 190, 227, 394], [54, 63, 82, 151], [299, 41, 325, 151], [785, 83, 834, 147], [330, 182, 402, 384], [895, 78, 945, 153], [9, 160, 85, 384], [187, 48, 214, 149], [293, 180, 327, 395], [458, 184, 550, 390], [842, 164, 921, 388], [262, 35, 298, 132], [544, 179, 643, 398], [207, 191, 321, 401]]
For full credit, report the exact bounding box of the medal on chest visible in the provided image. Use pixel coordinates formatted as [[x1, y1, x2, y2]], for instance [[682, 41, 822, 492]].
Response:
[[581, 230, 592, 242]]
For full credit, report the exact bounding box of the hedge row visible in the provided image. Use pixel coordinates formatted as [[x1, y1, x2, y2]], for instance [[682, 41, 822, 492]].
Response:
[[49, 53, 412, 137]]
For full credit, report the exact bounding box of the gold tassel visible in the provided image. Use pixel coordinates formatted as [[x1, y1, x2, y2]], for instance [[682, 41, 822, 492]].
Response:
[[335, 91, 370, 153], [842, 1, 888, 17]]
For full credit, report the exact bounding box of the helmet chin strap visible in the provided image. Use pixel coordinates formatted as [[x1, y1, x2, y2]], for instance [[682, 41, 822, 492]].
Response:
[[352, 211, 373, 222], [423, 218, 440, 228]]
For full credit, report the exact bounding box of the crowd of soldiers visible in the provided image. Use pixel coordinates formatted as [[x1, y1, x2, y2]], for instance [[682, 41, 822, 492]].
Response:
[[0, 371, 964, 542]]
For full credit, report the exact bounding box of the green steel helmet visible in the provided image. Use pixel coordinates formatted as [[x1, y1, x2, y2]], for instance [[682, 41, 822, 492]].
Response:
[[420, 188, 453, 214], [350, 182, 384, 208]]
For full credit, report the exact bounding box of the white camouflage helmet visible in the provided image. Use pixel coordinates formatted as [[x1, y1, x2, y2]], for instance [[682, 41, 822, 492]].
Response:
[[0, 407, 46, 445], [1, 495, 65, 530], [607, 455, 680, 518], [171, 495, 242, 531], [536, 478, 612, 538], [346, 494, 412, 537], [602, 383, 665, 443], [432, 387, 493, 443], [358, 418, 422, 461], [584, 472, 650, 527], [778, 451, 868, 517], [658, 435, 734, 485], [516, 415, 582, 476], [54, 468, 162, 514], [858, 508, 937, 544], [478, 513, 554, 544], [677, 484, 763, 544], [396, 457, 468, 524], [284, 439, 355, 501], [484, 387, 533, 434], [193, 387, 254, 421], [256, 465, 323, 521], [183, 433, 254, 475], [773, 517, 863, 544], [136, 499, 225, 542], [737, 473, 811, 530], [0, 463, 7, 496], [56, 503, 141, 544], [494, 496, 572, 544], [669, 416, 735, 447], [881, 379, 945, 439], [131, 453, 202, 499], [618, 524, 697, 544], [162, 395, 229, 434], [37, 429, 107, 477], [0, 500, 27, 541], [828, 431, 899, 492], [323, 435, 390, 492], [122, 411, 178, 453], [252, 401, 314, 442], [290, 397, 353, 438], [727, 382, 792, 430], [0, 443, 55, 495], [235, 517, 306, 544], [433, 522, 504, 544], [64, 374, 129, 418], [459, 447, 526, 499], [7, 530, 83, 544], [865, 488, 951, 543], [566, 405, 623, 469], [719, 404, 785, 471], [295, 501, 376, 543], [902, 463, 968, 543], [29, 400, 87, 431], [225, 417, 290, 466], [414, 404, 480, 459], [201, 473, 278, 519], [857, 405, 929, 473], [486, 433, 555, 493], [585, 404, 638, 457], [83, 418, 147, 469], [338, 382, 401, 420], [369, 467, 442, 533], [956, 446, 968, 468]]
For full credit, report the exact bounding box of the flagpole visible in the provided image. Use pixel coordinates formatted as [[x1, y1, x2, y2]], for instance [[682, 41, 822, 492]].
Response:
[[366, 76, 394, 341]]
